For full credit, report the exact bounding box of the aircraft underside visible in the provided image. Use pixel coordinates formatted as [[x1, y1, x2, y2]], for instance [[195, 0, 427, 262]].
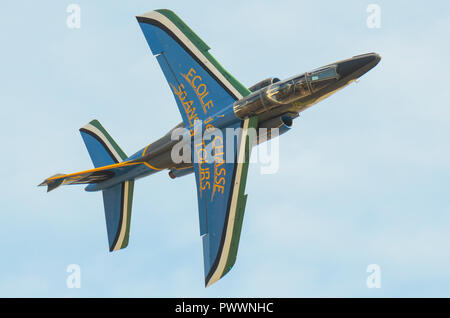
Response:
[[40, 9, 380, 287]]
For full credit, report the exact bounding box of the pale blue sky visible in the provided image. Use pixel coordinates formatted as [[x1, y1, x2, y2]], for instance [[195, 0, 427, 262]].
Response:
[[1, 0, 449, 297]]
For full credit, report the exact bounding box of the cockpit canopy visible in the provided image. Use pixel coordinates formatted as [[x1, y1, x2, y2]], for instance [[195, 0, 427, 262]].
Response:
[[266, 74, 310, 104], [233, 65, 340, 118], [307, 65, 339, 93], [265, 65, 339, 104]]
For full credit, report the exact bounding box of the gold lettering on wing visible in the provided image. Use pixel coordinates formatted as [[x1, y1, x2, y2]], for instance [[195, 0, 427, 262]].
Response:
[[182, 67, 214, 114], [211, 135, 226, 201], [195, 140, 210, 197], [170, 82, 200, 129]]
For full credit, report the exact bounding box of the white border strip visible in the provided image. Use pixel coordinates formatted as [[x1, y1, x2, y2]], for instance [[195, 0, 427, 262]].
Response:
[[112, 181, 130, 251], [82, 123, 123, 163]]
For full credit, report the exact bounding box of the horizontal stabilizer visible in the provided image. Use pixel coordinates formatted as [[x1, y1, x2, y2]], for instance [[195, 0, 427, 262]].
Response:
[[103, 180, 135, 251], [39, 120, 134, 192], [80, 120, 128, 167]]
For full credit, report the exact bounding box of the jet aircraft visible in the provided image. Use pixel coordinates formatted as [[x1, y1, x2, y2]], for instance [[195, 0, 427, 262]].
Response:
[[40, 9, 381, 287]]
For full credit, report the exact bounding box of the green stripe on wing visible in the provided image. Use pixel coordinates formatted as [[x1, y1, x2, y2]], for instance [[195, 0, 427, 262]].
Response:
[[155, 9, 251, 98]]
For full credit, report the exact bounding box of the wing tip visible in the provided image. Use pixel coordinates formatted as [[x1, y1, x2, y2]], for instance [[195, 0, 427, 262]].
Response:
[[205, 277, 216, 288], [79, 119, 99, 132], [136, 8, 173, 18]]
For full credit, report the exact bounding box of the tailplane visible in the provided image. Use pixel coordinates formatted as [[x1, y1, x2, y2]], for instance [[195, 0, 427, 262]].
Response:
[[102, 179, 135, 251], [81, 119, 135, 252], [39, 120, 128, 192], [40, 119, 136, 252], [79, 120, 128, 167]]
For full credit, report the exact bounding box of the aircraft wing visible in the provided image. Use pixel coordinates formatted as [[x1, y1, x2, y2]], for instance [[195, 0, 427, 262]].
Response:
[[193, 116, 258, 286], [136, 9, 251, 130], [137, 9, 256, 286]]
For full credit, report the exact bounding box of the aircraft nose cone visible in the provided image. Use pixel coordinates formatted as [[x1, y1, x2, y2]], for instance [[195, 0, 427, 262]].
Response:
[[337, 53, 381, 79]]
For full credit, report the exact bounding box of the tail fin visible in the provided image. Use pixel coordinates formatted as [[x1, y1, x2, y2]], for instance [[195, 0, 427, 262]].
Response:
[[81, 120, 134, 252], [79, 120, 128, 167], [40, 119, 136, 251], [38, 119, 127, 192], [102, 179, 135, 251]]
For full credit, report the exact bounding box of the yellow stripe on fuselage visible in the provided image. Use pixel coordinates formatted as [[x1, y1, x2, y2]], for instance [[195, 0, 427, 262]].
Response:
[[143, 162, 162, 170], [46, 143, 164, 184], [46, 161, 141, 182]]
